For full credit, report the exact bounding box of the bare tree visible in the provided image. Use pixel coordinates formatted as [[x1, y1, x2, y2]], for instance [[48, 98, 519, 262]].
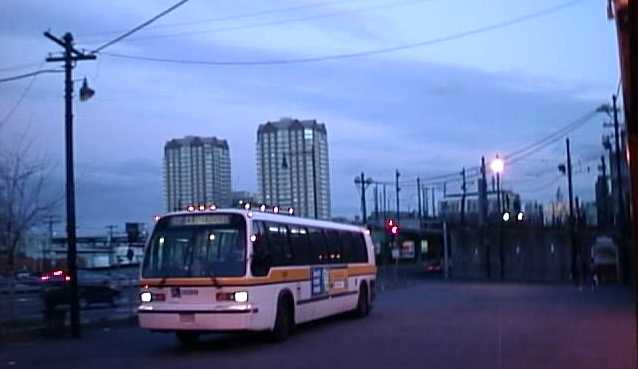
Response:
[[0, 142, 60, 273], [0, 141, 60, 324]]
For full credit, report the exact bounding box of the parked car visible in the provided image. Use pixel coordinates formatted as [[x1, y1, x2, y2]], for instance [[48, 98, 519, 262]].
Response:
[[423, 258, 442, 273], [40, 269, 121, 309], [590, 236, 619, 284]]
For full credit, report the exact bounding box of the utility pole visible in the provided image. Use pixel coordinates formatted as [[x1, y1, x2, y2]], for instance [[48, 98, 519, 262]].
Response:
[[460, 168, 467, 226], [45, 31, 96, 338], [424, 187, 429, 219], [479, 157, 488, 226], [374, 184, 379, 220], [43, 216, 59, 273], [395, 170, 400, 222], [496, 173, 502, 214], [354, 173, 371, 224], [383, 184, 387, 219], [361, 173, 367, 224], [566, 138, 578, 285], [417, 177, 422, 226], [600, 155, 609, 227], [106, 225, 117, 240], [612, 94, 628, 283], [479, 157, 489, 278], [431, 187, 436, 218]]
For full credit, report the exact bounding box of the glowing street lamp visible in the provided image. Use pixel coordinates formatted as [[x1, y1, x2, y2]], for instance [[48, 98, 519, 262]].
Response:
[[490, 157, 504, 174], [490, 155, 505, 214]]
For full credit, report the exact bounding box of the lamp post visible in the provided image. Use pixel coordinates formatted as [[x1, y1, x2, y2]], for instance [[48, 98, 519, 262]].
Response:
[[491, 155, 505, 280], [44, 31, 95, 338], [490, 156, 505, 213]]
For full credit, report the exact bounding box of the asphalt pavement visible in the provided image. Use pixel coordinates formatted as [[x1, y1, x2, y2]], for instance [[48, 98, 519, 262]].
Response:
[[1, 278, 634, 369]]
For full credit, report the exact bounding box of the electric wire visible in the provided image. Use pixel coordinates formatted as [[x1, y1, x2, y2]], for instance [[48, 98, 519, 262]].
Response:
[[99, 0, 585, 65], [91, 0, 190, 53], [78, 0, 367, 39], [0, 69, 62, 84], [0, 62, 43, 73], [99, 0, 432, 44], [0, 61, 45, 127]]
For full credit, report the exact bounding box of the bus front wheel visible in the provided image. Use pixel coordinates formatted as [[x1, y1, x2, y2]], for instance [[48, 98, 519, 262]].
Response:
[[271, 297, 293, 341]]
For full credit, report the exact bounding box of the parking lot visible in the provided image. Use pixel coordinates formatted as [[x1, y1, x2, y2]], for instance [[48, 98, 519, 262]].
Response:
[[1, 278, 634, 369]]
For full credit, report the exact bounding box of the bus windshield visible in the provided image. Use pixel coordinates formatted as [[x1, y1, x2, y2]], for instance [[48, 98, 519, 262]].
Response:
[[142, 214, 246, 278]]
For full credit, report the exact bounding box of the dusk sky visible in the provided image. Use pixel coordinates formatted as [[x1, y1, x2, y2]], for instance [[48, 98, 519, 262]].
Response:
[[0, 0, 620, 233]]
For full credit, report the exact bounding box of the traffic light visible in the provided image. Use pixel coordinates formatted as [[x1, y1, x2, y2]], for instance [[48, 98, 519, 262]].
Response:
[[385, 219, 400, 236]]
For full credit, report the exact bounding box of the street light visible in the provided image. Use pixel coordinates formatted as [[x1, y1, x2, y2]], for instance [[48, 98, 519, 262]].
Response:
[[491, 154, 505, 281], [490, 155, 504, 213], [490, 157, 504, 175]]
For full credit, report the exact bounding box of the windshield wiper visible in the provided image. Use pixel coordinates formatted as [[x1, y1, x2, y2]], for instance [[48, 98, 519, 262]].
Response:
[[205, 261, 218, 288]]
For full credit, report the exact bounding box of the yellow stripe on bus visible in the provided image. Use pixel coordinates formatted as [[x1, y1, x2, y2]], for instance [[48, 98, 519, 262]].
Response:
[[140, 264, 376, 288]]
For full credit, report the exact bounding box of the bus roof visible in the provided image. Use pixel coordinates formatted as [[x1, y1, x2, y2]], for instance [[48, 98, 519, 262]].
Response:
[[161, 208, 366, 233]]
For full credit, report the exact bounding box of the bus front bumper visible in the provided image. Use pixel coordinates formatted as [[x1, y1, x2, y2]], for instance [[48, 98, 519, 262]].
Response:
[[137, 304, 261, 332]]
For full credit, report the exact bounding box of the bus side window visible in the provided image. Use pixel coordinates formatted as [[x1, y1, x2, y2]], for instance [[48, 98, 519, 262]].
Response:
[[251, 221, 270, 277], [340, 231, 354, 263], [267, 223, 293, 266], [289, 226, 310, 265], [352, 232, 368, 263], [307, 227, 326, 264], [324, 229, 343, 263]]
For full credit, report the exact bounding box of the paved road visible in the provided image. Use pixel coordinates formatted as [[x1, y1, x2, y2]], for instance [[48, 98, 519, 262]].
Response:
[[1, 287, 139, 324], [1, 280, 634, 369]]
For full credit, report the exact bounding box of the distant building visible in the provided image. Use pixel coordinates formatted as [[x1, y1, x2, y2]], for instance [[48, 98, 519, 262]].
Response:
[[163, 136, 231, 211], [256, 118, 331, 219], [230, 190, 257, 207]]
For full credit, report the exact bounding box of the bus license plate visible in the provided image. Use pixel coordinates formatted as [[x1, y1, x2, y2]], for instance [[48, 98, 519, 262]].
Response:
[[179, 313, 195, 323]]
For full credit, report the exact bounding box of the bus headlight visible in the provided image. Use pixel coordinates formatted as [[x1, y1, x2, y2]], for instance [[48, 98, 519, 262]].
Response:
[[140, 291, 152, 303], [234, 291, 248, 303]]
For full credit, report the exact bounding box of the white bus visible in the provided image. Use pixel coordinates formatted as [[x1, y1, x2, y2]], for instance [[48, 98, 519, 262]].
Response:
[[138, 207, 377, 344]]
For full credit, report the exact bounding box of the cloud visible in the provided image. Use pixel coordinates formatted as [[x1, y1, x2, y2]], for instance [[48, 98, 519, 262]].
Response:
[[0, 0, 616, 224]]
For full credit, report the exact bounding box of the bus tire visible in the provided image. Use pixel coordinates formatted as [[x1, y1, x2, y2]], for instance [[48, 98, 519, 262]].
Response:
[[271, 296, 293, 341], [355, 283, 369, 318], [176, 331, 199, 346]]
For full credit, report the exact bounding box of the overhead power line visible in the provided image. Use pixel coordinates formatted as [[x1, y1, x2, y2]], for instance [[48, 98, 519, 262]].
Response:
[[504, 110, 597, 165], [375, 106, 599, 187], [91, 0, 190, 53], [99, 0, 585, 65], [79, 0, 367, 39], [0, 62, 44, 127], [99, 0, 432, 44], [0, 61, 44, 73], [0, 69, 62, 84]]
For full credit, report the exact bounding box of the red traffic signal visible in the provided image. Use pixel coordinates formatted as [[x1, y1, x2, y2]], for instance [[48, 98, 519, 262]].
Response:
[[385, 219, 400, 236]]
